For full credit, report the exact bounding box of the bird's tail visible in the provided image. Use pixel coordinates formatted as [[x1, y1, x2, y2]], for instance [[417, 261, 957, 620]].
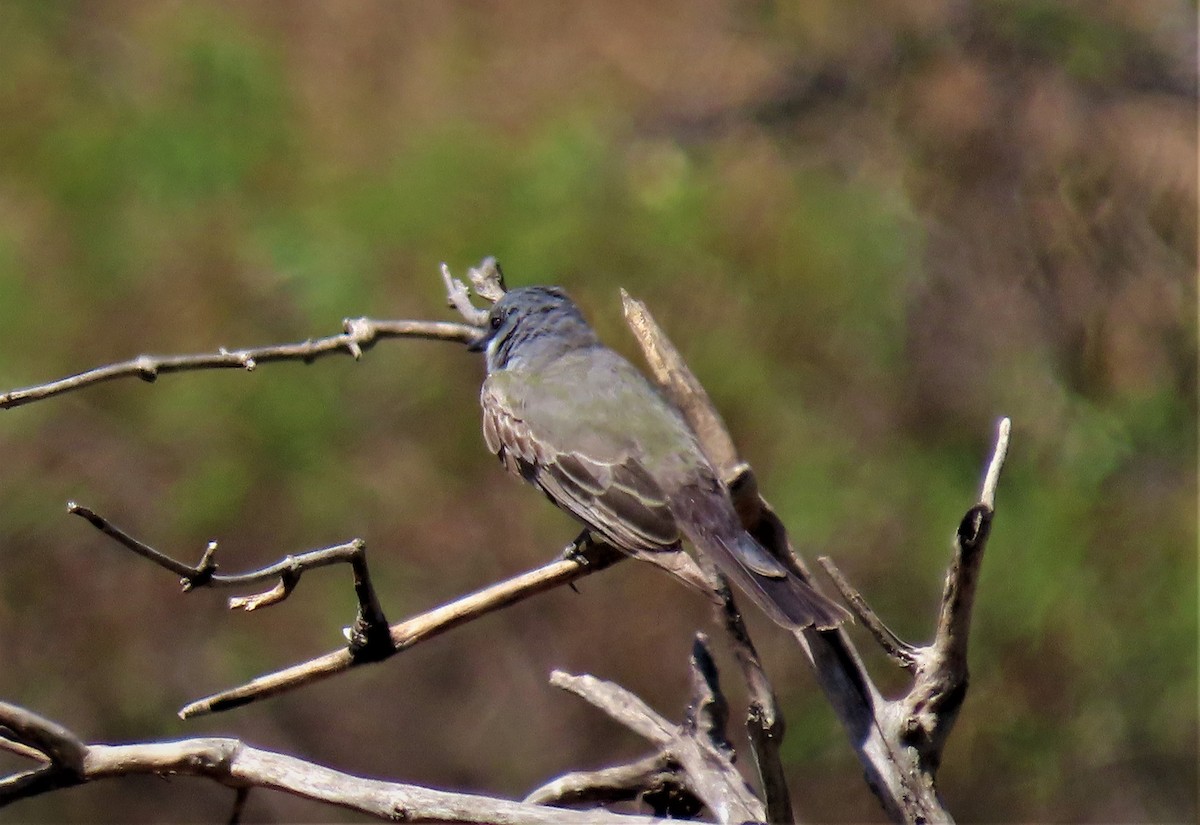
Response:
[[713, 532, 850, 630], [672, 486, 850, 630]]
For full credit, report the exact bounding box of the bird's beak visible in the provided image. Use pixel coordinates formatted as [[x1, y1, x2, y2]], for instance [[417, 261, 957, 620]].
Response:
[[466, 333, 489, 353]]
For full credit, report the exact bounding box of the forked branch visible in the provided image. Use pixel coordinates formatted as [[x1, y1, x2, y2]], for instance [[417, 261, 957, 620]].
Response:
[[620, 287, 1012, 824], [547, 635, 765, 824], [69, 503, 394, 658]]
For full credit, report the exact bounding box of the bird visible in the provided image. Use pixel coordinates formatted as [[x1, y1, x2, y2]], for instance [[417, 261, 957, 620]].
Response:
[[468, 285, 849, 631]]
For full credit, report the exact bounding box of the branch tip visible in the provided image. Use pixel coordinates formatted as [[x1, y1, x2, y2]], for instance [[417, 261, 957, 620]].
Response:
[[981, 416, 1011, 509]]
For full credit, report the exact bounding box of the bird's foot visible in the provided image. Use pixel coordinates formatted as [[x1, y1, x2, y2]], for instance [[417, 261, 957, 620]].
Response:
[[561, 530, 595, 565]]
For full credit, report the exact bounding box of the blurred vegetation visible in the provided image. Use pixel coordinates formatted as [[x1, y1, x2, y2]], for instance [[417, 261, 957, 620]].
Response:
[[0, 1, 1194, 822]]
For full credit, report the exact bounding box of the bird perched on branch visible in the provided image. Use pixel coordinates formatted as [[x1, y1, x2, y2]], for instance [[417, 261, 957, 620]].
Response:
[[469, 286, 848, 630]]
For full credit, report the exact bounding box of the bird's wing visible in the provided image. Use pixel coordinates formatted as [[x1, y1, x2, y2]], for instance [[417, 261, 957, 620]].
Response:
[[481, 375, 679, 552]]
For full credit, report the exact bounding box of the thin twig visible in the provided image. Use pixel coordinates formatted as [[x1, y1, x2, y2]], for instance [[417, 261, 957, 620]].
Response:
[[816, 555, 917, 671], [70, 502, 365, 593], [73, 502, 401, 676], [932, 416, 1011, 666], [440, 256, 508, 325], [441, 263, 490, 326], [686, 635, 732, 755], [180, 541, 625, 718], [0, 317, 478, 411], [0, 738, 51, 764], [551, 673, 675, 745], [228, 787, 250, 825]]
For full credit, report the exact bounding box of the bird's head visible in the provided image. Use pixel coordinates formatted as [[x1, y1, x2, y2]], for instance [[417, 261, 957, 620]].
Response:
[[469, 286, 600, 371]]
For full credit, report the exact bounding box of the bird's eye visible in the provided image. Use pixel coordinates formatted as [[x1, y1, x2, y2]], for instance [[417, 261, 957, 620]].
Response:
[[489, 314, 502, 330]]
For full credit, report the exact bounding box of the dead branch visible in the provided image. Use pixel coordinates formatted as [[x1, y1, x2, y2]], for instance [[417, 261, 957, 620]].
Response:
[[714, 585, 794, 825], [69, 504, 394, 656], [179, 538, 625, 718], [549, 634, 766, 824], [0, 317, 480, 411], [69, 497, 713, 719], [818, 556, 917, 671], [620, 288, 1012, 824], [441, 256, 507, 324], [0, 702, 661, 824]]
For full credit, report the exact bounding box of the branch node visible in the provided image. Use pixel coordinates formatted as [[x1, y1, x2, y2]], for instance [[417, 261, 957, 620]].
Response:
[[956, 504, 993, 555], [341, 317, 376, 362], [217, 348, 255, 369], [182, 541, 220, 591], [133, 356, 158, 383]]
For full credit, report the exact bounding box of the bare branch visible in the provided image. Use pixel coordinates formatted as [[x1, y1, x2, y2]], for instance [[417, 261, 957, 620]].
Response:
[[619, 288, 969, 823], [0, 738, 50, 764], [68, 502, 208, 581], [817, 555, 917, 671], [0, 704, 661, 824], [70, 503, 361, 594], [180, 541, 625, 718], [551, 672, 675, 746], [715, 590, 795, 825], [228, 787, 249, 825], [935, 418, 1011, 662], [441, 257, 507, 328], [552, 660, 766, 825], [68, 504, 395, 658], [441, 262, 490, 326], [0, 317, 477, 411], [69, 495, 710, 722], [897, 416, 1011, 770], [620, 290, 740, 474]]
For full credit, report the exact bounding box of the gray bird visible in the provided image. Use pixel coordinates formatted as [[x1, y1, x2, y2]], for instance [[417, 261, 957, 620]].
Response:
[[470, 286, 848, 630]]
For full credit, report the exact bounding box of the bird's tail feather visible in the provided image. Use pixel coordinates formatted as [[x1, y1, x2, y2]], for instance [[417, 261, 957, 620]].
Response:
[[673, 490, 849, 630], [714, 533, 850, 630]]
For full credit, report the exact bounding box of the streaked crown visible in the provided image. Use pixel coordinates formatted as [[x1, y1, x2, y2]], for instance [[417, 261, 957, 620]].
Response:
[[477, 286, 600, 371]]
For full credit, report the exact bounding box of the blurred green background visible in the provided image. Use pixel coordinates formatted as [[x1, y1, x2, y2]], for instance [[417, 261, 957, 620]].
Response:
[[0, 1, 1194, 821]]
